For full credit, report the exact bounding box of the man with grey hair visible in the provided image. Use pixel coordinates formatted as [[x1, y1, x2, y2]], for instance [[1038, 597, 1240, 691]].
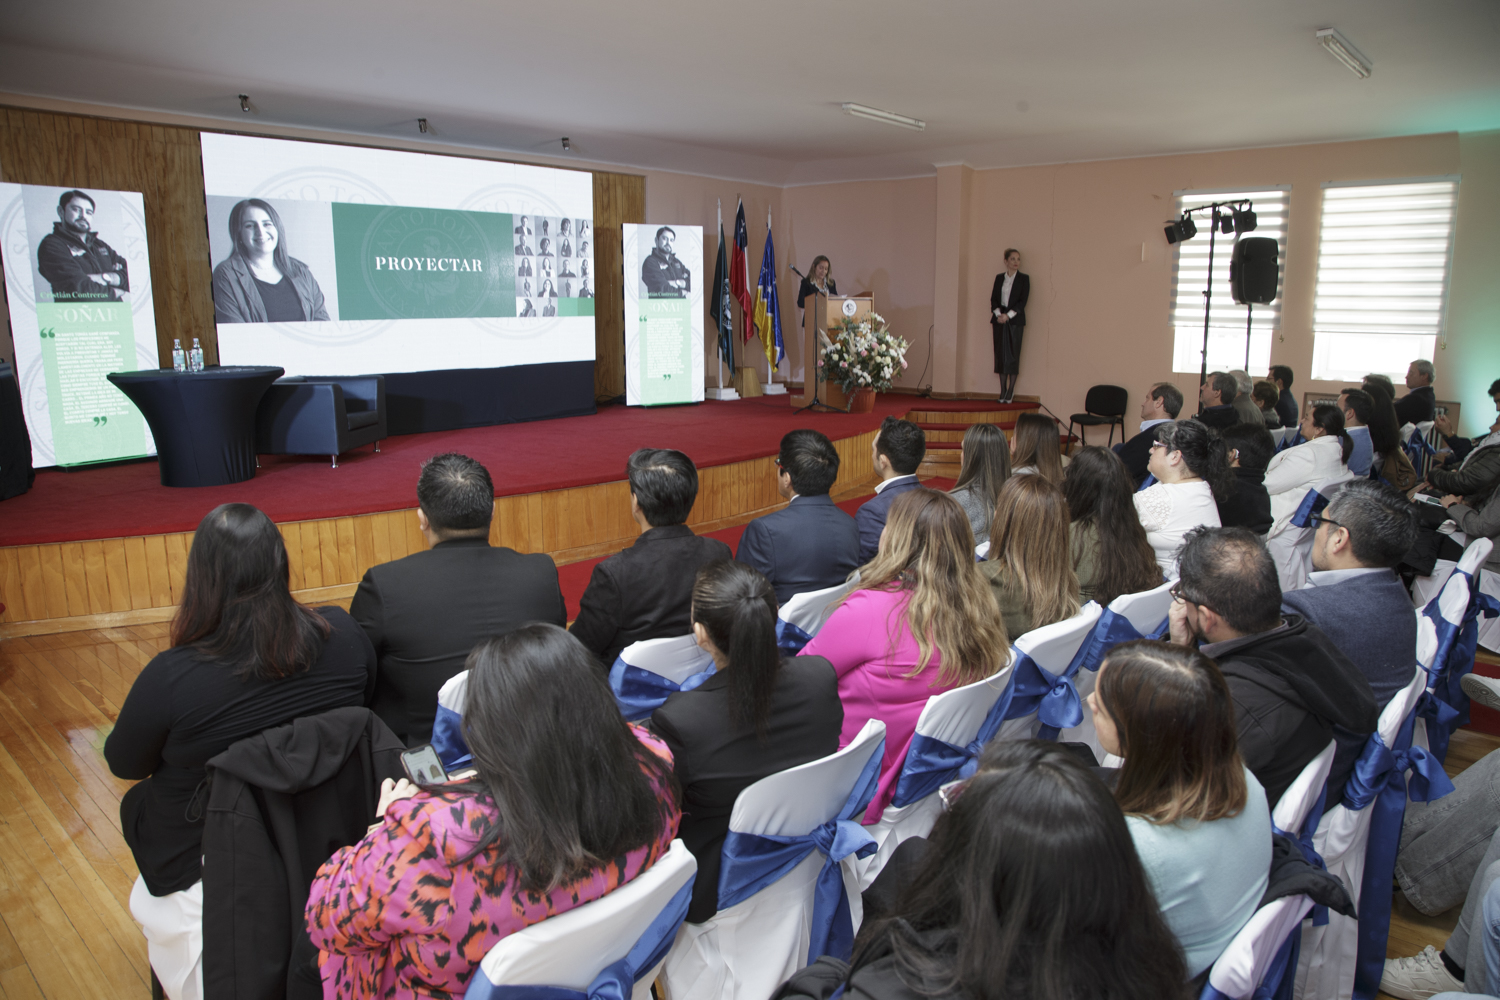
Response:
[[1195, 371, 1240, 430], [1396, 359, 1437, 426], [1281, 481, 1419, 739]]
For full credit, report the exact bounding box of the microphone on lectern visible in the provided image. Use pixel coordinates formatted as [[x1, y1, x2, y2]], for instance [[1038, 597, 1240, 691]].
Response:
[[789, 264, 806, 279]]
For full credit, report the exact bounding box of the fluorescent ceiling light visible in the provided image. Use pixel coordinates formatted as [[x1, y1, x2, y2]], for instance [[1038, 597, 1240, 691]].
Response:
[[1317, 28, 1372, 79], [841, 103, 925, 131]]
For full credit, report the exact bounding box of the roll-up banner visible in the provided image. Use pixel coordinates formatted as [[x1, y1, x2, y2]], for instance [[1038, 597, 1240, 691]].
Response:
[[0, 183, 158, 468], [622, 223, 703, 407]]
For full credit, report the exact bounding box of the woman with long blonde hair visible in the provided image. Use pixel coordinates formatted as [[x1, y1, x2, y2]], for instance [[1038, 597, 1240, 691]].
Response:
[[1010, 412, 1064, 484], [981, 474, 1081, 637], [801, 489, 1010, 821]]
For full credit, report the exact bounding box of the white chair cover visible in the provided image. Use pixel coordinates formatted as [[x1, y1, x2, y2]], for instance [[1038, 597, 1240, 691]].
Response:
[[776, 581, 853, 651], [1270, 427, 1289, 447], [1105, 578, 1176, 636], [1204, 895, 1317, 1000], [610, 635, 716, 722], [1267, 475, 1355, 593], [466, 840, 698, 1000], [855, 662, 1017, 890], [1414, 538, 1500, 656], [994, 604, 1104, 750], [432, 669, 471, 767], [1274, 740, 1337, 836], [660, 720, 887, 1000], [1293, 666, 1429, 1000], [975, 540, 990, 560]]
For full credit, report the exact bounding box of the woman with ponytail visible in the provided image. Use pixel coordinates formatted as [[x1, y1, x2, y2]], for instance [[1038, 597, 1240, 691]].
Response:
[[1132, 420, 1231, 576], [650, 559, 843, 922], [1264, 403, 1354, 536]]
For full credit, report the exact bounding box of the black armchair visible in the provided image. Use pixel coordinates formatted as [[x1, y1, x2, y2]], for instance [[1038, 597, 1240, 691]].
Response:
[[1067, 384, 1130, 449], [255, 375, 387, 468]]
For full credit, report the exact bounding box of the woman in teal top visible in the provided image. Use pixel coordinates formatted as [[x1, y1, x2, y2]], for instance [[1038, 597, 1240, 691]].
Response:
[[1087, 638, 1272, 979]]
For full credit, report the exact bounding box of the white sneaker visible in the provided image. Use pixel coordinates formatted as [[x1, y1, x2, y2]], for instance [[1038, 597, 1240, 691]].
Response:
[[1462, 672, 1500, 713], [1381, 945, 1464, 1000]]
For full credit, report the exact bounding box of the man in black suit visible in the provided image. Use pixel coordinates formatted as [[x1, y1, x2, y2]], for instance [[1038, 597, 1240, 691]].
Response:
[[1396, 359, 1438, 426], [1270, 365, 1300, 429], [736, 430, 861, 604], [1194, 371, 1240, 430], [990, 248, 1029, 402], [570, 448, 732, 669], [854, 417, 926, 564], [350, 453, 567, 746], [1116, 382, 1183, 487]]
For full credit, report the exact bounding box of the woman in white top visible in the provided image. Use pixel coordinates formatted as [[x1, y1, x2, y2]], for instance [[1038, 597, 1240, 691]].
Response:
[[1087, 639, 1271, 979], [1263, 403, 1353, 536], [1132, 420, 1230, 577]]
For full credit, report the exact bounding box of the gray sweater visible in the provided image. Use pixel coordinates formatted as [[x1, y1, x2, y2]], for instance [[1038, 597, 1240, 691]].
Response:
[[949, 485, 994, 546]]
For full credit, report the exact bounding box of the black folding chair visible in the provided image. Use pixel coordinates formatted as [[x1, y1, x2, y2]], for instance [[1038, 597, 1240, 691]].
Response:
[[1067, 385, 1130, 448]]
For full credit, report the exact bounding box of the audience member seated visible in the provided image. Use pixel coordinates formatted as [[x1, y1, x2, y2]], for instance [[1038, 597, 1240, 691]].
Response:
[[786, 741, 1187, 1000], [1422, 391, 1500, 505], [1436, 490, 1500, 574], [1270, 364, 1300, 430], [1282, 480, 1419, 708], [1365, 372, 1397, 399], [736, 429, 861, 604], [947, 422, 1011, 546], [1365, 380, 1420, 491], [1253, 379, 1283, 429], [1430, 379, 1500, 469], [1117, 381, 1183, 487], [350, 453, 566, 746], [1195, 371, 1240, 431], [104, 503, 377, 996], [1396, 358, 1438, 427], [571, 448, 732, 669], [1133, 419, 1230, 577], [1087, 639, 1272, 978], [1166, 526, 1377, 806], [979, 474, 1081, 637], [1062, 446, 1163, 605], [1216, 422, 1275, 535], [306, 624, 680, 998], [854, 416, 926, 565], [1338, 388, 1376, 477], [1230, 373, 1264, 427], [650, 560, 842, 923], [801, 489, 1009, 822], [1009, 411, 1064, 484], [1264, 403, 1353, 537]]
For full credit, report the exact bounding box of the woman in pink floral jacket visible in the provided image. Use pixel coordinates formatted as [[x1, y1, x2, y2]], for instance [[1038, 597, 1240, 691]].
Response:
[[306, 624, 681, 999]]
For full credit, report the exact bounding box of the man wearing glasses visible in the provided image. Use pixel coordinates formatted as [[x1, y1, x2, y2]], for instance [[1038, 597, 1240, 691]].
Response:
[[1166, 526, 1377, 807]]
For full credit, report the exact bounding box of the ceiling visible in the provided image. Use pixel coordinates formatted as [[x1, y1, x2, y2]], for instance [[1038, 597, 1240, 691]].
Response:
[[1, 0, 1497, 186]]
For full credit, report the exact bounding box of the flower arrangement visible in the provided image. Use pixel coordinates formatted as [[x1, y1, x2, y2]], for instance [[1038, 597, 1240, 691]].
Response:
[[820, 312, 910, 395]]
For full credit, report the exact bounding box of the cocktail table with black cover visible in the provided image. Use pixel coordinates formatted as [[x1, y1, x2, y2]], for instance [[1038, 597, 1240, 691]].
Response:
[[107, 366, 285, 487]]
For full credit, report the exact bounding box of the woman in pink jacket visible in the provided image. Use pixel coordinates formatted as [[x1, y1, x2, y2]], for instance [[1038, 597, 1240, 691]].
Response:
[[800, 489, 1011, 822], [305, 624, 681, 999]]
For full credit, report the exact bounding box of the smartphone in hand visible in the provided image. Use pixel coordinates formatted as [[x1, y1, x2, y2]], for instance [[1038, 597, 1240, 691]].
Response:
[[400, 744, 449, 785]]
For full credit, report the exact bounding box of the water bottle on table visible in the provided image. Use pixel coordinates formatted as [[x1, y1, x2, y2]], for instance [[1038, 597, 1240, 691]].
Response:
[[172, 339, 186, 373], [190, 338, 204, 372]]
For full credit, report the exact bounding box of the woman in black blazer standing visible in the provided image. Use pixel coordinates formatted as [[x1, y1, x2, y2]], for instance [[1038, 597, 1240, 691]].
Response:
[[650, 559, 843, 923], [990, 248, 1030, 402]]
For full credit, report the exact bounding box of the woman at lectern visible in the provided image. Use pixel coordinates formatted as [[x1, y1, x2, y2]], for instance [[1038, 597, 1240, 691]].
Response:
[[795, 254, 837, 309], [211, 198, 331, 324]]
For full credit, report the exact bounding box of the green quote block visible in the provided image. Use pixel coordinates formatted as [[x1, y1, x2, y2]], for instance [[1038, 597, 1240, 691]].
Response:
[[557, 298, 595, 317], [35, 302, 151, 466], [332, 204, 515, 320], [637, 298, 694, 407]]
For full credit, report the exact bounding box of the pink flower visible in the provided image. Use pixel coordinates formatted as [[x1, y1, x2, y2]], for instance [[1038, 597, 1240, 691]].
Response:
[[902, 360, 909, 368], [859, 351, 867, 357]]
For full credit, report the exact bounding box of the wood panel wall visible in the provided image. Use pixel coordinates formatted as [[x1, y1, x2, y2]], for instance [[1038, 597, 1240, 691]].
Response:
[[0, 107, 645, 380], [0, 429, 878, 634]]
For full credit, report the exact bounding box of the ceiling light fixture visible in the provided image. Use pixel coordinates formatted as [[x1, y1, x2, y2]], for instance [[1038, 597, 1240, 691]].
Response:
[[418, 118, 429, 133], [561, 137, 572, 152], [841, 103, 925, 131], [238, 94, 251, 113], [1316, 28, 1372, 79]]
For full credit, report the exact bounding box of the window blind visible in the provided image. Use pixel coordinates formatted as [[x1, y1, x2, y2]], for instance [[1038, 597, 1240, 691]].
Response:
[[1311, 179, 1457, 382], [1169, 188, 1289, 376]]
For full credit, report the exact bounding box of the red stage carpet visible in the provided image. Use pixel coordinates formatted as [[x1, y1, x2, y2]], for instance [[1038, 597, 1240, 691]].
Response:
[[2, 394, 949, 546]]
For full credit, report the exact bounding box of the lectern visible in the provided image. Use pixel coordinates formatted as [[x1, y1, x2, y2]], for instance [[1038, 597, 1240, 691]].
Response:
[[792, 292, 873, 409]]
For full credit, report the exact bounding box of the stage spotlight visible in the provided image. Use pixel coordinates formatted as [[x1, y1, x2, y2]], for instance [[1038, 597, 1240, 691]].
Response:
[[1233, 206, 1258, 233], [1166, 213, 1199, 244], [238, 94, 251, 113], [1220, 212, 1235, 235]]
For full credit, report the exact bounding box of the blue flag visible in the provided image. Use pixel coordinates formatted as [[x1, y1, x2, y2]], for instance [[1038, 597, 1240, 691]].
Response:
[[752, 225, 784, 367]]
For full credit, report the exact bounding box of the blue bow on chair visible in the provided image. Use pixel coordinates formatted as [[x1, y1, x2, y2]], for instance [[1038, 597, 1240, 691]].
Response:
[[464, 878, 695, 1000], [716, 741, 885, 965], [609, 658, 717, 723], [1340, 716, 1455, 1000], [1006, 647, 1097, 741], [775, 618, 814, 655], [1404, 430, 1438, 472], [432, 703, 472, 769], [889, 681, 1016, 808], [1069, 607, 1169, 678]]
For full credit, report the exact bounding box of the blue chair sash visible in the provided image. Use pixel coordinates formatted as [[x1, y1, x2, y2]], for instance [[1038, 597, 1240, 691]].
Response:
[[717, 740, 885, 965], [432, 704, 472, 769], [1273, 782, 1331, 927], [1289, 487, 1332, 529], [1136, 473, 1158, 492], [464, 877, 695, 1000], [776, 618, 814, 655], [1278, 430, 1305, 453], [1069, 606, 1169, 678], [1340, 715, 1455, 1000], [1418, 572, 1500, 763], [1404, 430, 1437, 471], [609, 659, 716, 723], [889, 679, 1017, 808]]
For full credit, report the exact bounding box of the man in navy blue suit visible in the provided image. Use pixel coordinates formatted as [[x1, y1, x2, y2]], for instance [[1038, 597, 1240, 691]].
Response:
[[736, 430, 861, 604], [854, 416, 926, 564]]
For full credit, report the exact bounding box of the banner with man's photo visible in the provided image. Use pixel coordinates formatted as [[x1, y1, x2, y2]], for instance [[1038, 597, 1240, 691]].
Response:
[[200, 134, 595, 377], [0, 183, 158, 468], [622, 223, 703, 407]]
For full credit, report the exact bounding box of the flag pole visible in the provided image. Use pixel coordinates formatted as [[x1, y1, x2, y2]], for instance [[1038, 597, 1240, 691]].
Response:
[[716, 198, 725, 392], [765, 209, 774, 387]]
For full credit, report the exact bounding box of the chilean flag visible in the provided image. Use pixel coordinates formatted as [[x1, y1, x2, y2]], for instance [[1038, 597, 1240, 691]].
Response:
[[730, 199, 754, 339]]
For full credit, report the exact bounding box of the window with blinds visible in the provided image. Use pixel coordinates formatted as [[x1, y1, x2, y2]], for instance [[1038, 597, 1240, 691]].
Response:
[[1311, 179, 1458, 382], [1169, 188, 1290, 376]]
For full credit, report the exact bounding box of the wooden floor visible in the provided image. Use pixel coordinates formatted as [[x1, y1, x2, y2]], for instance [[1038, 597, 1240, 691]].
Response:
[[0, 621, 1495, 999]]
